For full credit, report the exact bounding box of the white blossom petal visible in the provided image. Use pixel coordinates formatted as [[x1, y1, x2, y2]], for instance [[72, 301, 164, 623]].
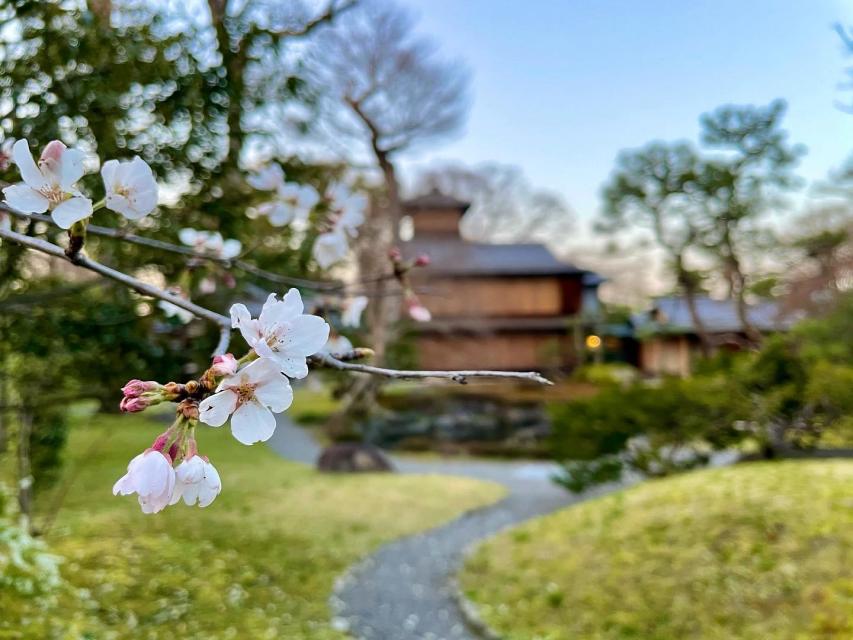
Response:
[[58, 148, 85, 190], [199, 390, 238, 427], [51, 196, 93, 229], [3, 184, 49, 214], [268, 354, 310, 379], [12, 140, 46, 189], [230, 400, 277, 445], [312, 231, 349, 268], [179, 228, 199, 246], [221, 239, 242, 259], [278, 314, 330, 358], [254, 372, 294, 413]]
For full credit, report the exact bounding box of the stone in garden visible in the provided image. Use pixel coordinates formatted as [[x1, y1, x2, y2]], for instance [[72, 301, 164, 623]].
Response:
[[317, 443, 395, 473]]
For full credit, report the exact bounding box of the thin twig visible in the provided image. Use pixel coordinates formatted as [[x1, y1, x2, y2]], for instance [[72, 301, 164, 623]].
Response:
[[0, 226, 232, 355], [1, 206, 399, 294], [309, 353, 553, 386], [271, 0, 357, 37]]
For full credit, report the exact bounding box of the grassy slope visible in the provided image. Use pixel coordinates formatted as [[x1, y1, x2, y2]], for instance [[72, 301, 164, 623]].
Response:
[[11, 412, 503, 639], [462, 461, 853, 640]]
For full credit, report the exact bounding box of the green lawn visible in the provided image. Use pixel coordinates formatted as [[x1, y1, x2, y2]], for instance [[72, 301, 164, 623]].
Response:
[[290, 385, 341, 425], [462, 461, 853, 640], [6, 411, 503, 639]]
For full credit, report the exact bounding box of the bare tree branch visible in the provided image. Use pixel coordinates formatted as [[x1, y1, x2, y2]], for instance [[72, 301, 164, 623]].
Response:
[[309, 353, 553, 385], [0, 205, 400, 295], [0, 226, 232, 354], [269, 0, 358, 37]]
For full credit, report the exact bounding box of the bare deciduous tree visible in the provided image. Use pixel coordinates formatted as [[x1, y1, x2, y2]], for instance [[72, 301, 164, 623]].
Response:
[[309, 0, 470, 363], [415, 162, 575, 244]]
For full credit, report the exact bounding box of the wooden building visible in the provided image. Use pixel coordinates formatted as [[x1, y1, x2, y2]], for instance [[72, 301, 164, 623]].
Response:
[[632, 296, 794, 377], [402, 191, 603, 372]]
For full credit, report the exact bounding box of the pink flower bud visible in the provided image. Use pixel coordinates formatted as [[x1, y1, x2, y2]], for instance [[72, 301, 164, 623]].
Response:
[[406, 296, 432, 322], [120, 396, 151, 413], [151, 432, 171, 452], [39, 140, 66, 163], [388, 247, 402, 262], [414, 254, 431, 267], [211, 353, 238, 377], [122, 379, 161, 398]]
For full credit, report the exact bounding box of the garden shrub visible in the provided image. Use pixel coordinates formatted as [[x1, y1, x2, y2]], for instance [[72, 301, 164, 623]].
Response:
[[551, 294, 853, 492]]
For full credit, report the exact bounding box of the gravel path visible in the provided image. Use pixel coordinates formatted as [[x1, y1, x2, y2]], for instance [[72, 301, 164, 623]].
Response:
[[266, 415, 607, 640]]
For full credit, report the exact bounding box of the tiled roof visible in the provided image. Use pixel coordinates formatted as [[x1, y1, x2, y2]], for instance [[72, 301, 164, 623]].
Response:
[[632, 296, 796, 334], [405, 237, 588, 277], [402, 190, 470, 212]]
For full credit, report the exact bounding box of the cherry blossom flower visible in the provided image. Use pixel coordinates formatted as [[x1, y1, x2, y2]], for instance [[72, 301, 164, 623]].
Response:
[[312, 184, 365, 268], [247, 163, 285, 191], [211, 353, 239, 377], [158, 287, 194, 324], [248, 163, 319, 227], [258, 184, 320, 227], [324, 334, 353, 355], [113, 450, 176, 514], [229, 288, 330, 378], [341, 295, 368, 328], [169, 456, 222, 508], [179, 228, 242, 259], [101, 157, 158, 220], [198, 357, 294, 445], [2, 139, 92, 229], [312, 231, 349, 269]]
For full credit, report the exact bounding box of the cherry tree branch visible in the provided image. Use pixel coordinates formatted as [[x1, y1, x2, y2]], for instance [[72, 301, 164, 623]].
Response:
[[1, 206, 400, 295], [0, 226, 232, 355], [309, 353, 553, 386], [1, 224, 553, 385]]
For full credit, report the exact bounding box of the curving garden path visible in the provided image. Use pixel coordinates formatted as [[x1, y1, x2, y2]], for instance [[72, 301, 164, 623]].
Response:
[[266, 415, 615, 640]]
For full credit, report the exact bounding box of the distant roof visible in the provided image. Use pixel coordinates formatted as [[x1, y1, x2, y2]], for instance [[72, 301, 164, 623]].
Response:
[[403, 189, 470, 213], [632, 296, 795, 334], [405, 237, 589, 277]]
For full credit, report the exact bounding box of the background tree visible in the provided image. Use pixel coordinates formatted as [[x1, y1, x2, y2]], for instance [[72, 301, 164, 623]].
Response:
[[695, 100, 804, 344], [309, 0, 470, 362], [600, 142, 714, 355], [781, 206, 853, 316], [414, 162, 575, 245]]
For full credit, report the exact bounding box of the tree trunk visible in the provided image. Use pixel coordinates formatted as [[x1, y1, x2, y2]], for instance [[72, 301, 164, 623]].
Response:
[[363, 151, 402, 364], [721, 228, 762, 346], [674, 254, 713, 358]]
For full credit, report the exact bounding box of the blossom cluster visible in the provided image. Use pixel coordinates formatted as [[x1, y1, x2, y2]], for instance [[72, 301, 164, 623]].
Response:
[[2, 139, 158, 228], [248, 163, 366, 269], [0, 141, 380, 515], [114, 288, 330, 513]]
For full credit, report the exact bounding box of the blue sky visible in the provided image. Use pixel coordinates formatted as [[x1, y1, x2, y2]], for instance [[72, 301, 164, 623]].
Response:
[[397, 0, 853, 228]]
